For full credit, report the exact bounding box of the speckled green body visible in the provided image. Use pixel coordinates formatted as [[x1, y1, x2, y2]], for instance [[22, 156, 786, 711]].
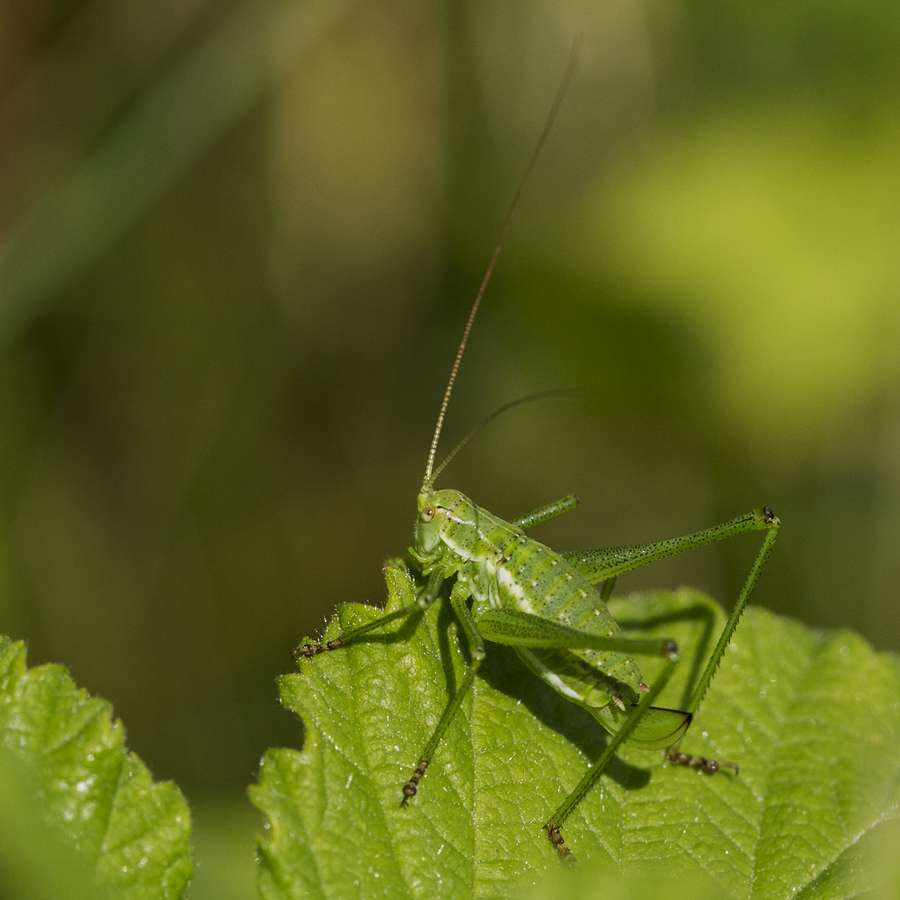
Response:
[[298, 477, 778, 854], [412, 487, 656, 741]]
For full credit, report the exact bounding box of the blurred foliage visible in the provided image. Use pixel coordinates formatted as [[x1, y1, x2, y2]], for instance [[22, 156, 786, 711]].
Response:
[[0, 744, 96, 900], [1, 0, 899, 885], [0, 635, 191, 899]]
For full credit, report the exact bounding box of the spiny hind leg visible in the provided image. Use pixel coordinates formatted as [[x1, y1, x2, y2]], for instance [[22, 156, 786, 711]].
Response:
[[543, 638, 681, 860], [663, 509, 779, 774], [566, 508, 780, 780]]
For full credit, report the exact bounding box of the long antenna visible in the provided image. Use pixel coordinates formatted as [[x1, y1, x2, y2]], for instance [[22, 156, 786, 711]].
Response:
[[422, 38, 582, 490], [431, 387, 591, 485]]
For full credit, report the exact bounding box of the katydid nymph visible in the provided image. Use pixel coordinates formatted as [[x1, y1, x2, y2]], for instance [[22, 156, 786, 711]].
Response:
[[293, 51, 780, 859]]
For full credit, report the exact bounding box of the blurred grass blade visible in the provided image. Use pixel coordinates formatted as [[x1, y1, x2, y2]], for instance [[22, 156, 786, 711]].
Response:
[[0, 0, 351, 352]]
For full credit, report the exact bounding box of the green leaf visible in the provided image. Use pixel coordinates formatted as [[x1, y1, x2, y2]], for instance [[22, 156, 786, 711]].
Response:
[[253, 582, 900, 899], [0, 635, 192, 899]]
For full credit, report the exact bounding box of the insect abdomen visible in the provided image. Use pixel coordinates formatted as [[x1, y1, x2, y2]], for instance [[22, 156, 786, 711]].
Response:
[[434, 492, 644, 710], [494, 534, 645, 709]]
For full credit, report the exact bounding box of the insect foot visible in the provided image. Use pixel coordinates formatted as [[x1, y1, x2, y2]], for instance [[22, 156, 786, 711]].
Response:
[[666, 748, 739, 775], [291, 637, 344, 660], [401, 759, 429, 807], [544, 824, 575, 864]]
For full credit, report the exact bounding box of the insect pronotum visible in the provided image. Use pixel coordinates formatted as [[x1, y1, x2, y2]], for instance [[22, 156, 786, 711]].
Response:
[[294, 44, 780, 859]]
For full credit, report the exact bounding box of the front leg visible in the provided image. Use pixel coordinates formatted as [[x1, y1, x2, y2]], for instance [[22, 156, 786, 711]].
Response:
[[293, 561, 436, 659], [402, 578, 486, 803]]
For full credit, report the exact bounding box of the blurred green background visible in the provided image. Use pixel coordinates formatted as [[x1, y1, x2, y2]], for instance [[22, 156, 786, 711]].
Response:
[[2, 1, 899, 896]]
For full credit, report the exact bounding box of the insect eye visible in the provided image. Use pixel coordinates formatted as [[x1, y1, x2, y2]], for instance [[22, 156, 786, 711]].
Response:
[[421, 506, 436, 522]]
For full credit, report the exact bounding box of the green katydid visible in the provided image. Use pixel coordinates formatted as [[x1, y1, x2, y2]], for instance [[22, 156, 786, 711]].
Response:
[[293, 48, 780, 859]]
